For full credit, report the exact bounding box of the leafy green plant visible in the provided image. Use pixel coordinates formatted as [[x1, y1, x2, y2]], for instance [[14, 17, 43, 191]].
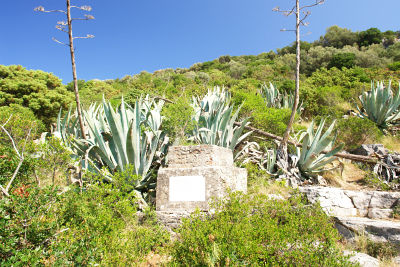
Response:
[[161, 96, 196, 144], [336, 117, 382, 151], [387, 61, 400, 71], [171, 191, 353, 266], [0, 104, 45, 150], [295, 119, 344, 176], [0, 65, 73, 126], [0, 186, 60, 265], [33, 136, 75, 187], [0, 180, 170, 266], [191, 87, 252, 150], [356, 81, 400, 128]]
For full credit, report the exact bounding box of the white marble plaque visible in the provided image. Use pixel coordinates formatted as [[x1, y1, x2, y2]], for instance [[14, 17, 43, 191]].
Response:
[[169, 176, 205, 202]]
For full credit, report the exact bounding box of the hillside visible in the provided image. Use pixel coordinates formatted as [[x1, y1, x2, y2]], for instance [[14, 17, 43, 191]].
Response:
[[1, 25, 400, 265]]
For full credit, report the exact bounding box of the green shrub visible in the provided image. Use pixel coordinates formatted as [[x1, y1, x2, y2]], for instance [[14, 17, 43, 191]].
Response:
[[49, 182, 169, 265], [0, 104, 44, 150], [300, 85, 346, 119], [252, 107, 293, 136], [387, 61, 400, 71], [328, 53, 356, 69], [336, 117, 382, 151], [0, 145, 36, 186], [171, 192, 353, 266], [161, 96, 195, 144], [0, 186, 60, 265], [233, 90, 293, 135], [0, 174, 170, 266]]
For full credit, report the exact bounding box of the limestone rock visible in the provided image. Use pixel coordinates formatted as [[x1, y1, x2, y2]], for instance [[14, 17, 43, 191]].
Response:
[[343, 251, 379, 267], [300, 186, 400, 219], [299, 186, 357, 217], [352, 144, 387, 157], [335, 216, 400, 244], [367, 208, 393, 219], [369, 191, 400, 209]]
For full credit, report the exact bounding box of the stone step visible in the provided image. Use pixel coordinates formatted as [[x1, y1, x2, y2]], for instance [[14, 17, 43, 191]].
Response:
[[299, 186, 400, 219], [335, 216, 400, 244]]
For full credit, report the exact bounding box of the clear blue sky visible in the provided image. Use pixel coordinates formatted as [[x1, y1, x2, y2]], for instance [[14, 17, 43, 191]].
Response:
[[1, 0, 399, 83]]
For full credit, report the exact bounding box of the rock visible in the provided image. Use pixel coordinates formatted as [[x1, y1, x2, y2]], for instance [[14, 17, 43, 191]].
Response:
[[299, 186, 357, 217], [352, 144, 388, 157], [155, 210, 192, 230], [300, 186, 400, 219], [344, 190, 373, 217], [343, 251, 379, 267], [367, 208, 393, 219], [394, 256, 400, 265], [335, 216, 400, 244], [369, 191, 400, 209]]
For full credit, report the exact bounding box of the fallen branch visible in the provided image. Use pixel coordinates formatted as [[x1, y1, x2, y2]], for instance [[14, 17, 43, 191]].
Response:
[[235, 123, 378, 164]]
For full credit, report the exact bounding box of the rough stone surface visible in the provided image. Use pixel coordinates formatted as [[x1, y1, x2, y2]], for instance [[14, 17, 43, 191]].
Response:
[[343, 251, 379, 267], [156, 145, 247, 212], [367, 208, 393, 219], [352, 144, 388, 157], [166, 145, 233, 168], [336, 216, 400, 243], [299, 186, 400, 219], [155, 211, 192, 230]]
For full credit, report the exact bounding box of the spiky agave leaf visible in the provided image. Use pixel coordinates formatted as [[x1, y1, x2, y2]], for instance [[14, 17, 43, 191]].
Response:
[[296, 118, 344, 176], [356, 81, 400, 128], [191, 87, 252, 150], [260, 82, 281, 108]]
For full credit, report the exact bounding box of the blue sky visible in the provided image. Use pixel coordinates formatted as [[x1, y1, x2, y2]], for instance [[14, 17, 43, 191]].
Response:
[[1, 0, 400, 83]]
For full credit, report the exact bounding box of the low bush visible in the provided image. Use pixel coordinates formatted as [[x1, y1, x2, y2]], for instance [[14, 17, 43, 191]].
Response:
[[232, 90, 293, 136], [171, 191, 353, 266], [0, 145, 36, 186], [252, 107, 293, 136], [0, 104, 44, 150], [161, 96, 195, 144], [0, 175, 170, 266], [336, 117, 382, 151]]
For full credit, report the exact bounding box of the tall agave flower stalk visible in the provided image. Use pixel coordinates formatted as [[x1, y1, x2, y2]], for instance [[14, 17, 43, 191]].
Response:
[[356, 81, 400, 128], [191, 87, 252, 151]]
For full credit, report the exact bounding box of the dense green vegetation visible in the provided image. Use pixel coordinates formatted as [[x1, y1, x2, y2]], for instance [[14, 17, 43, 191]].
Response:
[[1, 25, 400, 265]]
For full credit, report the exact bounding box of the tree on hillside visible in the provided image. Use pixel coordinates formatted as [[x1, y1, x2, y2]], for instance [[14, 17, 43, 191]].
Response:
[[0, 65, 73, 126], [318, 25, 358, 48], [273, 0, 324, 178], [35, 1, 95, 138], [358, 27, 382, 47]]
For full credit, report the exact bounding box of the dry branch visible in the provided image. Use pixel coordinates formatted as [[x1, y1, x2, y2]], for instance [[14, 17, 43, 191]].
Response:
[[235, 122, 378, 164]]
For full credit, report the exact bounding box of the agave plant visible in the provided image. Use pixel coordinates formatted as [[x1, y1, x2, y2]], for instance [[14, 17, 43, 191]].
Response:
[[356, 81, 400, 128], [191, 87, 252, 151], [260, 83, 281, 108], [295, 119, 343, 176], [260, 83, 303, 114], [281, 92, 304, 114], [57, 96, 168, 194]]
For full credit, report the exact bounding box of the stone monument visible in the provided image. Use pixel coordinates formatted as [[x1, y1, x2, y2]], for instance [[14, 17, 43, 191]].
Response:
[[156, 145, 247, 212]]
